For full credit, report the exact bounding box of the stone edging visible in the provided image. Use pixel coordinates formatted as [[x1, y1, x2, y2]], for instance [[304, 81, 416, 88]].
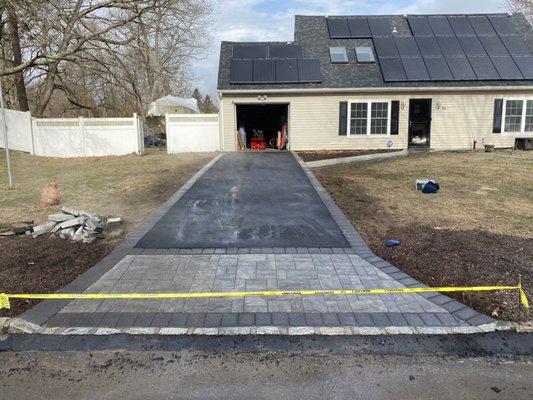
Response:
[[304, 150, 408, 168], [5, 317, 531, 336], [291, 151, 494, 327], [18, 154, 223, 327]]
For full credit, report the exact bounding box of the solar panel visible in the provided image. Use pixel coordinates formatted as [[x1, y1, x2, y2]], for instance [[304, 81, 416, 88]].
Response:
[[468, 16, 497, 36], [437, 36, 464, 56], [408, 16, 432, 36], [268, 44, 303, 59], [230, 59, 253, 83], [233, 45, 267, 59], [448, 16, 475, 36], [467, 55, 500, 79], [253, 59, 275, 83], [347, 18, 371, 38], [428, 16, 454, 36], [445, 55, 477, 80], [424, 56, 453, 80], [401, 57, 430, 81], [490, 55, 523, 79], [458, 35, 487, 56], [373, 37, 399, 57], [416, 36, 442, 57], [478, 35, 509, 56], [327, 18, 350, 38], [500, 35, 530, 56], [379, 57, 407, 81], [275, 59, 299, 82], [297, 59, 322, 82], [512, 55, 533, 79], [368, 17, 392, 36], [395, 37, 421, 57], [488, 15, 517, 36]]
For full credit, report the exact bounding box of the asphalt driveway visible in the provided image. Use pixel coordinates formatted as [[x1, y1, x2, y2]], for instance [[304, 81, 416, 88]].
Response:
[[135, 152, 350, 249]]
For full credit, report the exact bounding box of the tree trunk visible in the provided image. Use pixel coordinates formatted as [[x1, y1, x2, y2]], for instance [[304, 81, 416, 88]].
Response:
[[7, 5, 29, 111], [36, 63, 59, 117]]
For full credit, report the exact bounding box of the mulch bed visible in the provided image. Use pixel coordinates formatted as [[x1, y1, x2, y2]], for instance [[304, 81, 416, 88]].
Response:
[[0, 235, 115, 318], [297, 149, 400, 162], [370, 226, 532, 322]]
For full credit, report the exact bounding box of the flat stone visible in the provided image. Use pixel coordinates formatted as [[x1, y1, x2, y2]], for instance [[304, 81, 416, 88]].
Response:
[[48, 213, 76, 223]]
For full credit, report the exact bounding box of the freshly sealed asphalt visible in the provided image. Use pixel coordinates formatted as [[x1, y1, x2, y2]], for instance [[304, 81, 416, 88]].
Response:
[[135, 152, 350, 249]]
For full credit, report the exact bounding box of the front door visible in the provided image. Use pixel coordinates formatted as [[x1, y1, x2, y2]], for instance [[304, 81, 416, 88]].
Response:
[[408, 99, 432, 148]]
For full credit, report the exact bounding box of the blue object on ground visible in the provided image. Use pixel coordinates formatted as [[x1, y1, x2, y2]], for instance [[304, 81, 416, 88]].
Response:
[[386, 239, 401, 247], [422, 181, 440, 194]]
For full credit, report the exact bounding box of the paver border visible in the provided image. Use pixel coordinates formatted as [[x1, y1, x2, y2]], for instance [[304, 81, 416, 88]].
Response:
[[291, 151, 494, 327], [19, 154, 223, 326]]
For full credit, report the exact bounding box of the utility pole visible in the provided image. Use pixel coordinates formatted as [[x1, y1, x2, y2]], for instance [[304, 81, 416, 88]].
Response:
[[0, 79, 14, 189]]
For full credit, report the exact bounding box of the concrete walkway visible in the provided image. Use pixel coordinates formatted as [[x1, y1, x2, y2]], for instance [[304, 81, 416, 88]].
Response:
[[17, 152, 494, 334]]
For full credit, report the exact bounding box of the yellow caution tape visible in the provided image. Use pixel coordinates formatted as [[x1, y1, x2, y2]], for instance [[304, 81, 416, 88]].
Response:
[[0, 285, 528, 310]]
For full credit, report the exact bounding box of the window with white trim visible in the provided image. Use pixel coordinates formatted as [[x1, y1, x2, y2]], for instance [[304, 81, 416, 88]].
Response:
[[348, 101, 390, 136], [501, 99, 533, 133], [504, 100, 523, 132], [526, 100, 533, 132], [350, 103, 368, 135], [370, 102, 389, 134]]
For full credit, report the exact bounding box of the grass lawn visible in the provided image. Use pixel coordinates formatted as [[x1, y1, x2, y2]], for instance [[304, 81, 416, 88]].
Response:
[[0, 149, 214, 230], [0, 149, 215, 317], [315, 150, 533, 322]]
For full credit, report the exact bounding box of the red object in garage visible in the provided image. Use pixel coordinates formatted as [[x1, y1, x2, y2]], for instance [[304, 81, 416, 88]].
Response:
[[251, 137, 267, 150]]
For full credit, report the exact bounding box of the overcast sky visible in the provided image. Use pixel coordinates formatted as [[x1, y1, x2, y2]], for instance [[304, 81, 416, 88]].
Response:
[[191, 0, 508, 98]]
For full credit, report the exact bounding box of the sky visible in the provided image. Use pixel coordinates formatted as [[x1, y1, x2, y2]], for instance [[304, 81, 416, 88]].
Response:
[[191, 0, 509, 98]]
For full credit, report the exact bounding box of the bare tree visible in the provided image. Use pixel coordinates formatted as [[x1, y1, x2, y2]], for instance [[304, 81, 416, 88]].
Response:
[[508, 0, 533, 24], [0, 0, 211, 116]]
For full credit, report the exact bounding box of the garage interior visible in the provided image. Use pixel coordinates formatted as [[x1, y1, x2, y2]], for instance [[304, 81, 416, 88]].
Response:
[[236, 104, 289, 150]]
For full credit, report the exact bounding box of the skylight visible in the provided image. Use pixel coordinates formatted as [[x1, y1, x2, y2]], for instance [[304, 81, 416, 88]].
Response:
[[329, 47, 348, 63], [355, 46, 375, 63]]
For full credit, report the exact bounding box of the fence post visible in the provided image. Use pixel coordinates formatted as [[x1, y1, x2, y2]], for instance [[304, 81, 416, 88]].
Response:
[[78, 116, 85, 157], [165, 113, 170, 154], [133, 113, 141, 154], [28, 112, 35, 155]]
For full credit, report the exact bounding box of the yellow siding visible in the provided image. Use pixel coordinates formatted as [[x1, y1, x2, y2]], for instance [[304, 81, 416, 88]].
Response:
[[221, 90, 533, 151]]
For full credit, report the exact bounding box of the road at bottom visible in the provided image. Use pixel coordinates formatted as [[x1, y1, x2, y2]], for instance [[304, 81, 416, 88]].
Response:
[[0, 348, 531, 399]]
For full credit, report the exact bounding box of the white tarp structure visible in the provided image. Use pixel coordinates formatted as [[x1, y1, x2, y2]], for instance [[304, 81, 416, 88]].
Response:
[[148, 96, 199, 116]]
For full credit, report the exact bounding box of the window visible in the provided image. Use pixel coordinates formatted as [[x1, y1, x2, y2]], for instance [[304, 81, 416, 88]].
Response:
[[355, 46, 375, 63], [500, 99, 533, 134], [370, 102, 389, 134], [329, 47, 348, 63], [504, 100, 523, 132], [526, 100, 533, 132], [350, 103, 368, 135], [348, 101, 390, 136]]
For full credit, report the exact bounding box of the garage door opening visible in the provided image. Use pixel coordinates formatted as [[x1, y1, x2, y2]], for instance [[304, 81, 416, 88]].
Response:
[[236, 104, 289, 150]]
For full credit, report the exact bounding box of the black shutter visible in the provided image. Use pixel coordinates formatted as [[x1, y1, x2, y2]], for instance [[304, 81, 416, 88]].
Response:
[[339, 101, 348, 136], [493, 99, 503, 133], [390, 101, 400, 135]]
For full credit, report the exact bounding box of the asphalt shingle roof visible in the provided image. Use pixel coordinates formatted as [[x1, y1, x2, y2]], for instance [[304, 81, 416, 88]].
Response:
[[217, 13, 533, 91]]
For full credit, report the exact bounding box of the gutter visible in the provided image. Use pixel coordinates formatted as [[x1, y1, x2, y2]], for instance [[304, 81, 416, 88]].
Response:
[[219, 85, 533, 95]]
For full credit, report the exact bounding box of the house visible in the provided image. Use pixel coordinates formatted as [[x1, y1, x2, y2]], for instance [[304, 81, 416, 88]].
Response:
[[217, 13, 533, 151]]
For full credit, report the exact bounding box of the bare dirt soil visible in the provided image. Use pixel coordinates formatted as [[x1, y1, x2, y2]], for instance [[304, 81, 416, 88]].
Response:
[[298, 149, 400, 162], [315, 150, 533, 322], [0, 235, 115, 317]]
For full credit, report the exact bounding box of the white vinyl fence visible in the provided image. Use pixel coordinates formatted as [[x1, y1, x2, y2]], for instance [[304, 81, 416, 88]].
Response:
[[0, 109, 33, 153], [0, 109, 144, 158], [32, 115, 144, 157], [166, 114, 220, 153]]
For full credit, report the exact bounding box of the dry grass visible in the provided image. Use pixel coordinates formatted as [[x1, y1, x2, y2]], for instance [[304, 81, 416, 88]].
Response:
[[315, 150, 533, 242], [0, 149, 215, 231]]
